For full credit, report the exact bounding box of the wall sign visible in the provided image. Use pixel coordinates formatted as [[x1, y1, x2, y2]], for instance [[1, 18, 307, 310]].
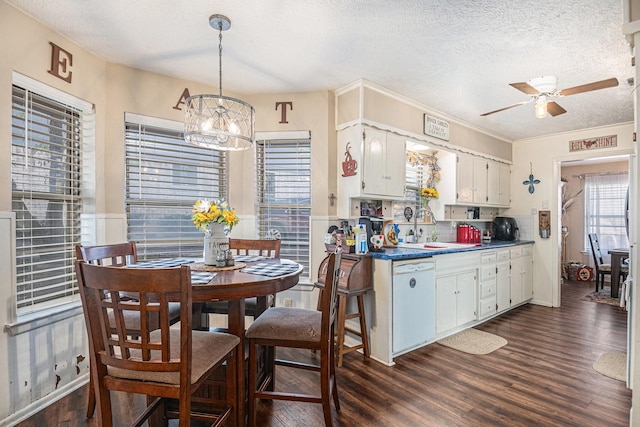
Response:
[[48, 42, 73, 83], [569, 135, 617, 152], [173, 88, 191, 110], [423, 114, 450, 141], [275, 101, 293, 123], [341, 142, 357, 177]]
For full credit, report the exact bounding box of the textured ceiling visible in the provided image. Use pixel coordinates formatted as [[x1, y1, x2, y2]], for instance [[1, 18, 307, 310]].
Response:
[[5, 0, 634, 141]]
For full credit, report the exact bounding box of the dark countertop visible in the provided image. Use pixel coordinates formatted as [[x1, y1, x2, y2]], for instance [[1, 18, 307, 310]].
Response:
[[371, 240, 535, 260]]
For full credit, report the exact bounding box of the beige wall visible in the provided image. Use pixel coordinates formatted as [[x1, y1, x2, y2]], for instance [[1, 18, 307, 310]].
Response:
[[560, 160, 629, 265], [511, 125, 634, 308]]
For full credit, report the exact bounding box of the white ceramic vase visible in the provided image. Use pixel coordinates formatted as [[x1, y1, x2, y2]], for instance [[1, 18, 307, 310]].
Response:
[[203, 223, 229, 265]]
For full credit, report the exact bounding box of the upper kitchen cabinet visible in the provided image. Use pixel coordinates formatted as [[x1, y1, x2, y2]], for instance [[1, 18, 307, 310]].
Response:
[[337, 125, 405, 217], [486, 160, 511, 207], [456, 153, 488, 205], [456, 153, 511, 208]]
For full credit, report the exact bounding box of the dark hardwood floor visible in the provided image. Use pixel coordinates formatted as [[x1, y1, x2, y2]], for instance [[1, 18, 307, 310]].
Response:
[[17, 280, 631, 426]]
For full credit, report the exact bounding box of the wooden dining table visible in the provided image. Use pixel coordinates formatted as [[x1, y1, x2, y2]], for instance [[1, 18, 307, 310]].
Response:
[[608, 248, 629, 298], [187, 257, 303, 425]]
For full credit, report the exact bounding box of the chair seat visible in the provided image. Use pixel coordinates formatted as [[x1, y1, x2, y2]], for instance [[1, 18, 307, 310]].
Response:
[[246, 307, 321, 343], [108, 329, 239, 385], [596, 264, 628, 273]]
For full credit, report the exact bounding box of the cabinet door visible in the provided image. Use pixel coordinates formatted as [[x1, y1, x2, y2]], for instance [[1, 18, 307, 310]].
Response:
[[384, 132, 407, 198], [436, 274, 457, 334], [487, 160, 501, 205], [456, 270, 477, 326], [510, 257, 524, 306], [456, 153, 474, 204], [498, 162, 511, 206], [496, 260, 511, 312], [362, 129, 388, 197], [472, 158, 488, 204], [522, 255, 533, 301]]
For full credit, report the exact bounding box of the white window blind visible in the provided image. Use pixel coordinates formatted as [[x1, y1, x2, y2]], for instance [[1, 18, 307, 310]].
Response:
[[256, 135, 311, 278], [584, 172, 629, 253], [125, 116, 227, 259], [11, 84, 89, 314]]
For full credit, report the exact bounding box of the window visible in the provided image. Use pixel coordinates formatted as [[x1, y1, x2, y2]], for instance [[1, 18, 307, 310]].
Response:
[[11, 79, 93, 315], [124, 114, 227, 259], [584, 172, 629, 253], [256, 132, 311, 278]]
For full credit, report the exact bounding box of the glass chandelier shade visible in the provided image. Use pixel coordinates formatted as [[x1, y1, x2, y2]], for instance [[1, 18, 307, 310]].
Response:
[[184, 94, 255, 150], [184, 14, 255, 151]]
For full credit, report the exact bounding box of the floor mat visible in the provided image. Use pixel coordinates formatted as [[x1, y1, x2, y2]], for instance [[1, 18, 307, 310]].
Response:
[[436, 328, 507, 355]]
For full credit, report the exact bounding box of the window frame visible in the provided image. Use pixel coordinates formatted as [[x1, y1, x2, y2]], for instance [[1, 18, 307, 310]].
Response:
[[584, 172, 629, 254], [11, 72, 94, 316], [255, 131, 312, 279]]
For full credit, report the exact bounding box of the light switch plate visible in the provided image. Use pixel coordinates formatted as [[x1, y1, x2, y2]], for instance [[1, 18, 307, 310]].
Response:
[[531, 208, 538, 215]]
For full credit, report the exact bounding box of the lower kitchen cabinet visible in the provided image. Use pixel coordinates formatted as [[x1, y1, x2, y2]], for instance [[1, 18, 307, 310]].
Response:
[[496, 249, 511, 313], [510, 245, 533, 305], [436, 270, 476, 334], [478, 251, 497, 319]]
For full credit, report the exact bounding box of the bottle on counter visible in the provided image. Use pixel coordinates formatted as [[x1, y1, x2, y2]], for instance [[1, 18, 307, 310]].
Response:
[[355, 224, 368, 254]]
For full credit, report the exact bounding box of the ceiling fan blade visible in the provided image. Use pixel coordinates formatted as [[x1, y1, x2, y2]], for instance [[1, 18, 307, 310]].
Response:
[[547, 101, 567, 117], [557, 78, 619, 96], [480, 100, 531, 116], [509, 82, 540, 95]]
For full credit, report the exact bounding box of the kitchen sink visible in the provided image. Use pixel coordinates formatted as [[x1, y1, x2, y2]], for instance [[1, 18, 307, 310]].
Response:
[[396, 242, 480, 250]]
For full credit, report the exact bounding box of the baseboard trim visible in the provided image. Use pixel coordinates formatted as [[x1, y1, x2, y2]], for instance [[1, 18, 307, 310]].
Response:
[[1, 375, 88, 427]]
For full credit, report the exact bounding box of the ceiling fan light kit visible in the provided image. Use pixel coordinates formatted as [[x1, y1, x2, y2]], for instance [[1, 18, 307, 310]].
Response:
[[184, 14, 255, 151], [481, 76, 619, 119]]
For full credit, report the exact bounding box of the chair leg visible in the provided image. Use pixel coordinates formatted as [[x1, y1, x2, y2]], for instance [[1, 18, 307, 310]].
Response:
[[248, 340, 258, 427], [336, 294, 347, 368], [320, 342, 334, 427], [356, 294, 370, 359], [330, 326, 340, 412], [86, 369, 96, 418]]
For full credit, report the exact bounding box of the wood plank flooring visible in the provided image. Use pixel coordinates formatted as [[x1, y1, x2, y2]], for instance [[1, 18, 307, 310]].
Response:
[[16, 280, 631, 426]]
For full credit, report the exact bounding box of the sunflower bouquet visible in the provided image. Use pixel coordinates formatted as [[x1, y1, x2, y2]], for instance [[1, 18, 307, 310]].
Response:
[[192, 198, 239, 233], [421, 187, 439, 206]]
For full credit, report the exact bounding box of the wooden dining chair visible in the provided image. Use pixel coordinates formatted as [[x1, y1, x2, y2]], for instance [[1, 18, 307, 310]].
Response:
[[75, 261, 239, 427], [76, 242, 182, 417], [246, 251, 342, 427], [201, 238, 281, 322], [588, 233, 628, 291]]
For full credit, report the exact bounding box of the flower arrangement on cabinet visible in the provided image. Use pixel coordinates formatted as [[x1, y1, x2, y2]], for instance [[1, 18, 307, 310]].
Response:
[[192, 198, 239, 233]]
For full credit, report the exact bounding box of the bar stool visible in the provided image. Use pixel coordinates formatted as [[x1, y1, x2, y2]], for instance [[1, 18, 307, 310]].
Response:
[[316, 252, 372, 367]]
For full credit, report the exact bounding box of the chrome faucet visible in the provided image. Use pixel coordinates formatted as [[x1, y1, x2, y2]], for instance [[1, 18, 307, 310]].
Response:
[[413, 207, 436, 242]]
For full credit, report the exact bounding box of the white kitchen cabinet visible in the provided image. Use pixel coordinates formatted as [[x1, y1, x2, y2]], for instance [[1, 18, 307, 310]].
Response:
[[509, 245, 534, 306], [478, 251, 497, 319], [487, 160, 511, 207], [456, 153, 488, 205], [495, 249, 511, 313], [436, 271, 476, 334], [361, 128, 406, 199], [337, 125, 406, 218]]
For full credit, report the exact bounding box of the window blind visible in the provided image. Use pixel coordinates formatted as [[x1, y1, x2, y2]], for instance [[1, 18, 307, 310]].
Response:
[[124, 118, 227, 259], [584, 172, 629, 253], [11, 84, 87, 314], [256, 137, 311, 278]]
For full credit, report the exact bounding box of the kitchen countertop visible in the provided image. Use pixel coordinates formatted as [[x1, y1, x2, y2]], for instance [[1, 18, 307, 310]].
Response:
[[371, 240, 535, 260]]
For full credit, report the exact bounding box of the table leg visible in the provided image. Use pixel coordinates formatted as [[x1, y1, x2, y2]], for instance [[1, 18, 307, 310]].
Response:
[[227, 299, 246, 426], [611, 254, 621, 298]]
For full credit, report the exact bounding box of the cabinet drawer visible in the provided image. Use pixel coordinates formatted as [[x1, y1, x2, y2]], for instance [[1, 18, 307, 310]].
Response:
[[479, 297, 496, 318], [481, 252, 497, 264], [480, 282, 496, 298], [497, 250, 510, 262], [522, 245, 533, 256], [510, 247, 522, 258], [481, 266, 496, 282]]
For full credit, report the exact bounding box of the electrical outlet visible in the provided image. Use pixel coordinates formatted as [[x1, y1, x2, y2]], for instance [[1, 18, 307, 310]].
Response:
[[284, 298, 293, 307]]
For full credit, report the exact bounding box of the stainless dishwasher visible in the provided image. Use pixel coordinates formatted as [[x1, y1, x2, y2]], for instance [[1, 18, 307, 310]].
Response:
[[392, 260, 436, 354]]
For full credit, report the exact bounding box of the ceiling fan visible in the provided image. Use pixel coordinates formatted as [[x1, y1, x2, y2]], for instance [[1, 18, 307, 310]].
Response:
[[480, 76, 619, 118]]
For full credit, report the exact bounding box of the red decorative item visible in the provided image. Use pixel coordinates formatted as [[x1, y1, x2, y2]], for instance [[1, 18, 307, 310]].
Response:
[[341, 143, 357, 177]]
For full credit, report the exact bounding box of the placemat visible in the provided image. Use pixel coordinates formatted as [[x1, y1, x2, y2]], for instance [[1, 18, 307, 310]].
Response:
[[125, 258, 215, 284], [190, 262, 246, 272], [240, 262, 301, 277], [126, 258, 196, 268], [233, 255, 265, 263]]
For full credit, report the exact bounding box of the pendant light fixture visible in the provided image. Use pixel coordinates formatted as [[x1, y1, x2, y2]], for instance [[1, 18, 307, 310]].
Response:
[[184, 14, 255, 151]]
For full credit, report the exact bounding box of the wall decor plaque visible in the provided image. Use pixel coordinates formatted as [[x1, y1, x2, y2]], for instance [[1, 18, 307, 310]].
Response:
[[423, 114, 450, 141], [569, 135, 617, 152]]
